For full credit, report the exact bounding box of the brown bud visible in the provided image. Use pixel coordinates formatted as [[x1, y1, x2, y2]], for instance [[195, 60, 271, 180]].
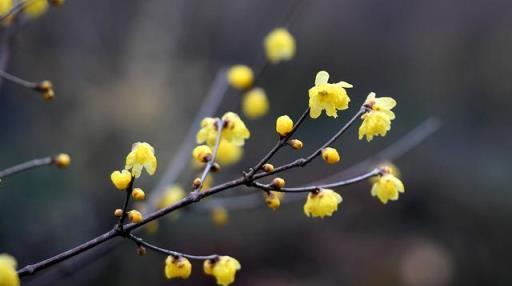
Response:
[[136, 246, 146, 256], [36, 80, 53, 92], [42, 90, 55, 102], [211, 162, 221, 172], [272, 177, 286, 189], [114, 209, 123, 217], [288, 139, 303, 150], [132, 188, 146, 201], [53, 153, 71, 168], [192, 178, 202, 189], [262, 163, 274, 173]]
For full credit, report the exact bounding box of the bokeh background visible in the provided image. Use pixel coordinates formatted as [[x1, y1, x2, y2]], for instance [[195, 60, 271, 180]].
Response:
[[1, 0, 511, 285]]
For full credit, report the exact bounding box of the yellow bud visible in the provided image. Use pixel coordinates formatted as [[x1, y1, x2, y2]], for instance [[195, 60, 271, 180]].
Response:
[[211, 207, 228, 226], [275, 115, 293, 136], [114, 209, 123, 217], [203, 259, 215, 275], [132, 188, 145, 201], [205, 256, 241, 286], [272, 177, 286, 189], [262, 163, 274, 173], [53, 153, 71, 168], [192, 145, 212, 163], [110, 170, 132, 190], [23, 0, 49, 19], [242, 88, 269, 119], [36, 80, 53, 92], [264, 27, 296, 64], [165, 256, 192, 280], [128, 210, 143, 223], [192, 177, 202, 189], [288, 139, 303, 150], [227, 65, 254, 90], [321, 147, 340, 164], [264, 191, 281, 210]]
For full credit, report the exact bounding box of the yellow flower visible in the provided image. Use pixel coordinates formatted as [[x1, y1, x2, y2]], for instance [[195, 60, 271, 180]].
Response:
[[303, 189, 342, 218], [165, 256, 192, 279], [204, 256, 241, 286], [216, 139, 243, 166], [0, 254, 19, 286], [308, 71, 353, 119], [192, 145, 212, 163], [242, 88, 269, 119], [125, 142, 157, 178], [275, 115, 293, 136], [227, 65, 254, 90], [156, 185, 185, 209], [321, 147, 341, 164], [110, 169, 132, 190], [196, 113, 250, 147], [23, 0, 49, 19], [264, 191, 281, 210], [211, 206, 228, 226], [359, 92, 397, 142], [0, 0, 13, 17], [371, 173, 404, 204], [264, 27, 296, 64]]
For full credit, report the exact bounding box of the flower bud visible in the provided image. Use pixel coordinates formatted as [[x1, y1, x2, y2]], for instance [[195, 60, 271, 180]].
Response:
[[272, 177, 286, 189], [275, 115, 294, 136], [262, 163, 274, 173], [53, 153, 71, 168], [288, 139, 303, 150], [321, 147, 340, 164], [132, 188, 145, 201], [128, 210, 143, 223], [114, 208, 123, 217]]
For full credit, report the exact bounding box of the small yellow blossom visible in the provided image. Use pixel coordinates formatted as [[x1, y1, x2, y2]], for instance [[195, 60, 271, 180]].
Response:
[[125, 142, 157, 178], [303, 189, 342, 218], [359, 92, 397, 142], [110, 170, 132, 190], [204, 256, 241, 286], [192, 145, 212, 163], [197, 113, 250, 147], [308, 71, 353, 119], [165, 256, 192, 280], [0, 254, 19, 286], [227, 65, 254, 90], [371, 173, 404, 204], [321, 147, 340, 164], [264, 191, 281, 210], [128, 210, 143, 223], [242, 88, 269, 119], [211, 206, 228, 226], [157, 185, 185, 209], [131, 188, 145, 201], [23, 0, 49, 19], [275, 115, 293, 136], [0, 0, 13, 17], [264, 27, 296, 64], [216, 139, 243, 166], [54, 153, 71, 168]]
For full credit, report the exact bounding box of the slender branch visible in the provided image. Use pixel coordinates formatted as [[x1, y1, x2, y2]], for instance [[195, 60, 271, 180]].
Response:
[[128, 234, 218, 260], [117, 178, 135, 228], [251, 168, 380, 193], [192, 119, 224, 192], [0, 156, 53, 179], [0, 69, 38, 89]]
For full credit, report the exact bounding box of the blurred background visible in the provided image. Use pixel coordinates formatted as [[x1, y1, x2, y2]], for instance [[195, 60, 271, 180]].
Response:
[[1, 0, 511, 285]]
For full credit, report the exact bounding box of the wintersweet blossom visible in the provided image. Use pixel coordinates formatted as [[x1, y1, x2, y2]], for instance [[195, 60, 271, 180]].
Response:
[[125, 142, 157, 178], [321, 147, 341, 164], [264, 27, 296, 64], [215, 139, 243, 166], [110, 169, 132, 190], [242, 88, 269, 119], [164, 256, 192, 279], [227, 65, 254, 90], [308, 71, 352, 119], [204, 256, 241, 286], [0, 254, 19, 286], [303, 189, 342, 218], [359, 92, 397, 142], [196, 113, 250, 147], [275, 115, 293, 136], [371, 170, 404, 204], [264, 191, 281, 210], [192, 145, 212, 163]]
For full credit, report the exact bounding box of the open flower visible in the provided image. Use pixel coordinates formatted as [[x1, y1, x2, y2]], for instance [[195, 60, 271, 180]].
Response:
[[359, 92, 397, 142], [164, 256, 192, 279], [308, 71, 352, 119], [125, 142, 157, 178], [371, 171, 404, 204], [303, 189, 342, 218], [264, 28, 296, 64], [197, 113, 250, 147], [204, 256, 241, 286], [0, 254, 20, 286]]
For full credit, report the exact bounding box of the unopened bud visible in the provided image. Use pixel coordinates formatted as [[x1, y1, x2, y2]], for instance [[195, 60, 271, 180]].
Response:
[[272, 177, 286, 189], [262, 163, 274, 173], [288, 139, 303, 150]]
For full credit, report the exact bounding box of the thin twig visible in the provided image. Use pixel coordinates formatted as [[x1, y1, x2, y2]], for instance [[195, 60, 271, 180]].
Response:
[[0, 156, 53, 179], [117, 178, 135, 228], [128, 234, 218, 260], [192, 119, 224, 192], [0, 69, 38, 89]]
